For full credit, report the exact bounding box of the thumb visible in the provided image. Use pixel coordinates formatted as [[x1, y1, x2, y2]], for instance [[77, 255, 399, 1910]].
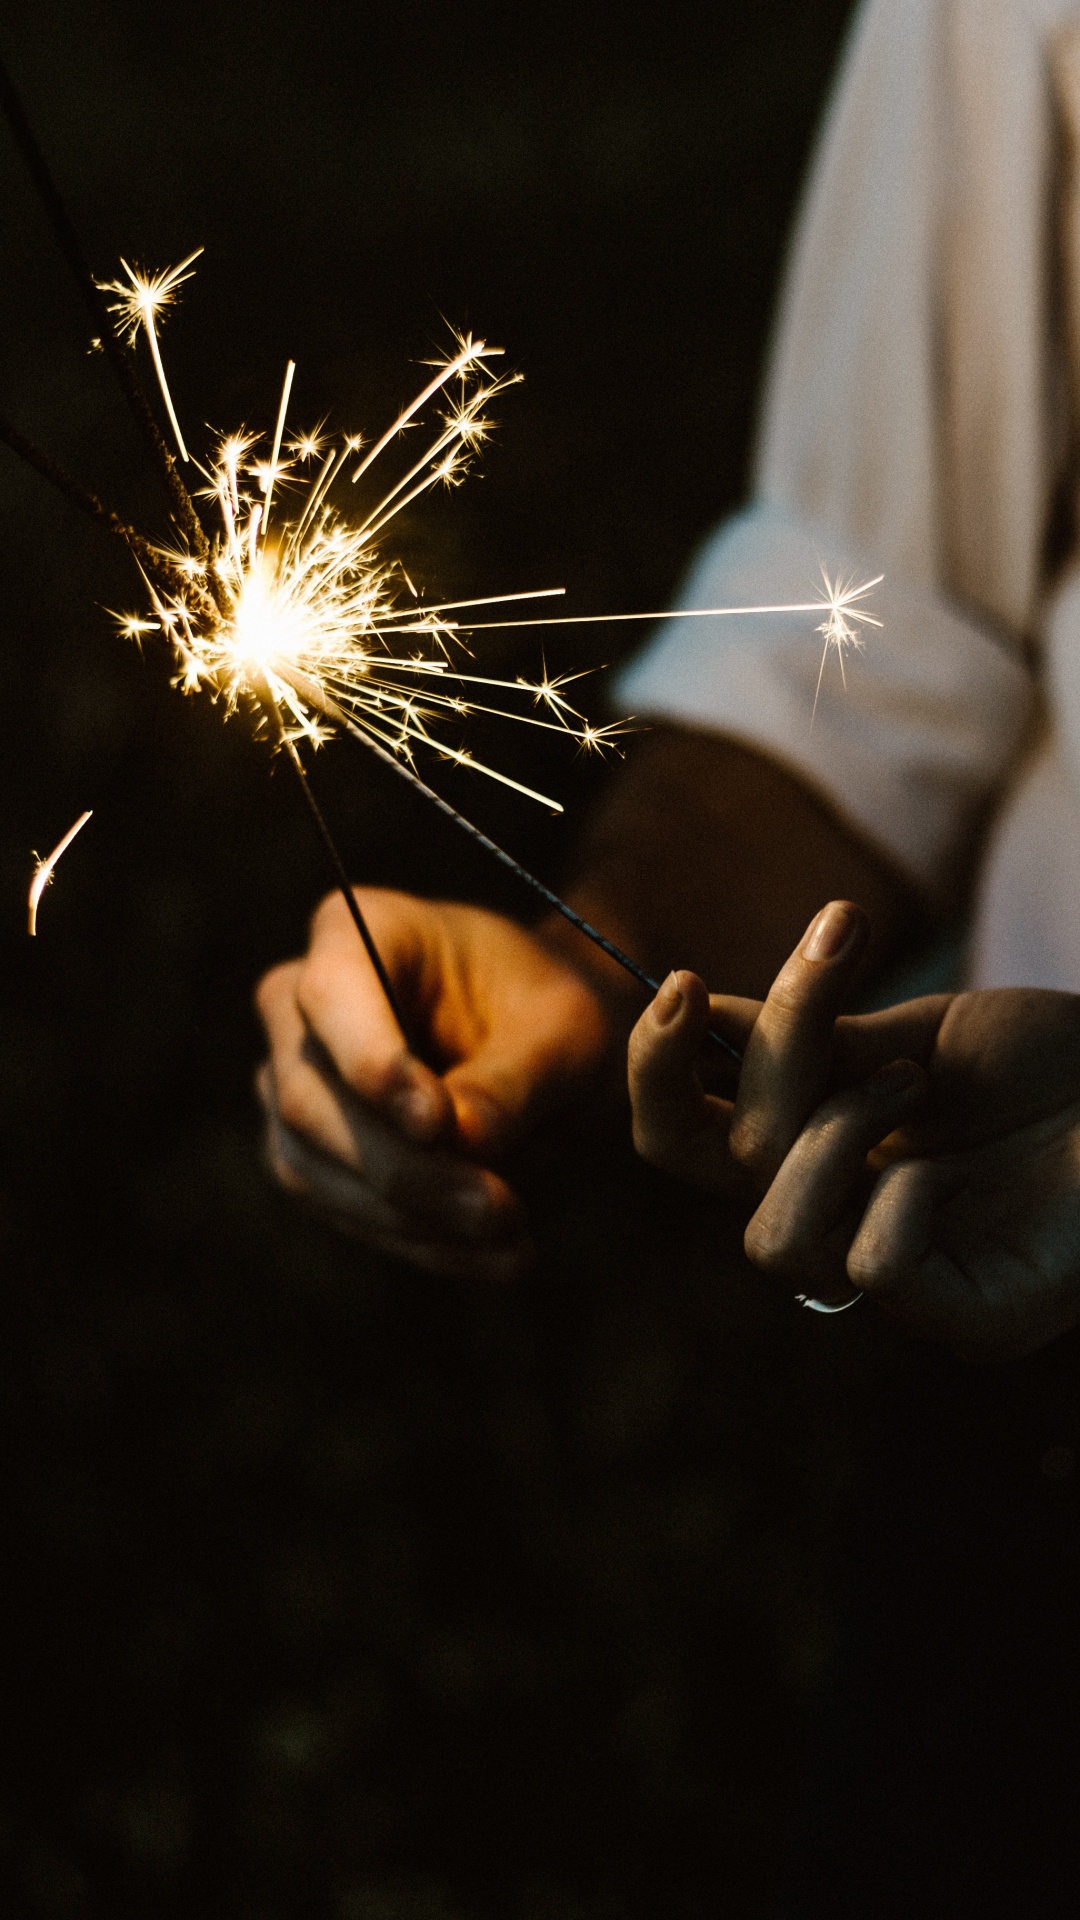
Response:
[[628, 971, 737, 1193]]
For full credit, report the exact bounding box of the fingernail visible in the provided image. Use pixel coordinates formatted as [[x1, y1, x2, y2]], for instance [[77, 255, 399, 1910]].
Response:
[[802, 902, 862, 963], [391, 1082, 439, 1135], [653, 972, 683, 1026]]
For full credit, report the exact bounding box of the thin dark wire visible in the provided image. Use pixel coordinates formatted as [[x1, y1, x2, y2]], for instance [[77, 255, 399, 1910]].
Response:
[[0, 413, 198, 596], [0, 48, 208, 558], [253, 687, 415, 1048]]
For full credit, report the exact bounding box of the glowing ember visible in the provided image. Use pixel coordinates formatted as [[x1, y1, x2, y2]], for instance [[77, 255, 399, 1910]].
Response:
[[28, 809, 93, 936]]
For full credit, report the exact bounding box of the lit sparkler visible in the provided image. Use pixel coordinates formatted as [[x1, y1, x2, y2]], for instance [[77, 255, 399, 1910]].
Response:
[[93, 260, 880, 813], [28, 809, 92, 936], [100, 318, 628, 816]]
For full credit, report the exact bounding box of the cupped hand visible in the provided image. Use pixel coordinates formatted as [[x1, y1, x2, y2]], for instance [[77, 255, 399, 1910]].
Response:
[[631, 900, 1080, 1358], [255, 888, 612, 1277]]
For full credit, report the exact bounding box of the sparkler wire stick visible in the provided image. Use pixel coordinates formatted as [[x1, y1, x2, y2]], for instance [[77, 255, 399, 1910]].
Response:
[[0, 50, 208, 557], [252, 672, 415, 1046], [0, 414, 198, 595]]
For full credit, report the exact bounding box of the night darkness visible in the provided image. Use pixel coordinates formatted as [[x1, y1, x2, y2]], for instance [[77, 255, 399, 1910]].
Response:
[[5, 5, 1080, 1918]]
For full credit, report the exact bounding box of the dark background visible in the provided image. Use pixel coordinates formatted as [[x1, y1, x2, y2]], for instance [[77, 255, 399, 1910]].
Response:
[[5, 5, 1076, 1917]]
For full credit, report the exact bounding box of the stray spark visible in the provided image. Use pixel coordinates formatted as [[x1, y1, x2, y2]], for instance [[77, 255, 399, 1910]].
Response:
[[28, 809, 92, 936], [812, 568, 883, 723], [96, 248, 203, 461]]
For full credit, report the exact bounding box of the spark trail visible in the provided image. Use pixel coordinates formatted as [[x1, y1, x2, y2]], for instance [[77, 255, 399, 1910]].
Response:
[[28, 810, 92, 936]]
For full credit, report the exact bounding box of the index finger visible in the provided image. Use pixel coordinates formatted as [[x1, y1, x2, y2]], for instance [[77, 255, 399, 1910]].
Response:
[[729, 900, 870, 1186]]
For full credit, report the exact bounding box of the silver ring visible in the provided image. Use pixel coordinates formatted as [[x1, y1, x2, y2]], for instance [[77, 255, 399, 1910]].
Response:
[[795, 1290, 864, 1314]]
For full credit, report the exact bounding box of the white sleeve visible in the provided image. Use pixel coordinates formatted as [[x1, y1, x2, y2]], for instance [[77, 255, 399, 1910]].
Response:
[[615, 0, 1068, 895]]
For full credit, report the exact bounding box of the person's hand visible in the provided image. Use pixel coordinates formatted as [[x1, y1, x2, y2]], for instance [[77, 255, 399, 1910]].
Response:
[[629, 901, 1080, 1359], [255, 888, 612, 1278], [628, 899, 882, 1204]]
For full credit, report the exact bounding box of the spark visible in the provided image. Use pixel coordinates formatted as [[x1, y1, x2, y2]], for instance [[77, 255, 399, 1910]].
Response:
[[96, 248, 203, 461], [289, 423, 328, 463], [447, 576, 887, 634], [812, 568, 883, 723], [28, 809, 92, 936]]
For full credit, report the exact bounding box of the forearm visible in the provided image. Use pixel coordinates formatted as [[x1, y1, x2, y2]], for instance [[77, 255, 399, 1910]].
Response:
[[539, 726, 924, 1025]]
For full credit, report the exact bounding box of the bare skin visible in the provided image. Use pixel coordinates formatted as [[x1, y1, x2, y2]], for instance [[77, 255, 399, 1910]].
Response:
[[629, 900, 1080, 1362], [256, 890, 609, 1278], [255, 733, 916, 1278]]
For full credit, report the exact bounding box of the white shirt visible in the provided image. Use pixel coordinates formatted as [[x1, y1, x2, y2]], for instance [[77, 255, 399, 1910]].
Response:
[[617, 0, 1080, 988]]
